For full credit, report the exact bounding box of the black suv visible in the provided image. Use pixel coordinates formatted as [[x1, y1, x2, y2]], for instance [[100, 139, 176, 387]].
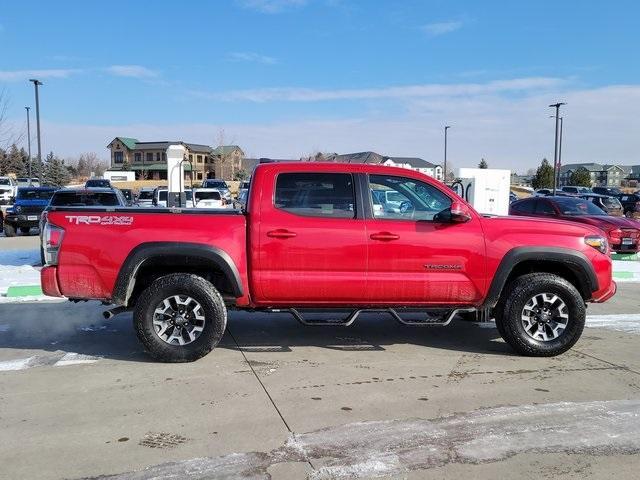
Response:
[[592, 186, 623, 196], [618, 193, 640, 218], [85, 178, 112, 188]]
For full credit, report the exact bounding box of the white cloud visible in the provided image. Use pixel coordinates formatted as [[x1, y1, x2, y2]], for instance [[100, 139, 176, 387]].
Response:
[[422, 20, 463, 37], [105, 65, 158, 78], [227, 52, 278, 65], [7, 83, 640, 174], [189, 77, 566, 102], [0, 69, 81, 82], [236, 0, 307, 13]]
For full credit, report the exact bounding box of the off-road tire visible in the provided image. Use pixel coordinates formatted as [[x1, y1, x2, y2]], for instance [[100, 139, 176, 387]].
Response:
[[3, 223, 16, 237], [19, 227, 30, 234], [498, 273, 585, 356], [133, 273, 227, 362]]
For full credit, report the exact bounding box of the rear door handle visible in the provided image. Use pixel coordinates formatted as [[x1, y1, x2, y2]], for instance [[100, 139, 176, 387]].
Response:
[[370, 232, 400, 241], [267, 229, 297, 239]]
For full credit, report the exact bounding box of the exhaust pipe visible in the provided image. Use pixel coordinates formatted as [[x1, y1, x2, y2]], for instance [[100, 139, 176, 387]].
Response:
[[103, 306, 127, 319]]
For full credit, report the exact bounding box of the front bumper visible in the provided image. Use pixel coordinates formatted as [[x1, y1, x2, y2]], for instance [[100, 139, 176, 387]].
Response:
[[4, 214, 41, 228], [592, 280, 617, 303]]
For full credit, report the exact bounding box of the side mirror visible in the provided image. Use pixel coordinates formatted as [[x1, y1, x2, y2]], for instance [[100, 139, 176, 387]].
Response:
[[450, 201, 473, 223]]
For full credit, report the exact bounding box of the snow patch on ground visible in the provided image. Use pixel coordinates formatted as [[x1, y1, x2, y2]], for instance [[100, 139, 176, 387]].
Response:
[[54, 352, 100, 367], [0, 356, 34, 371], [97, 400, 640, 479], [0, 265, 41, 294]]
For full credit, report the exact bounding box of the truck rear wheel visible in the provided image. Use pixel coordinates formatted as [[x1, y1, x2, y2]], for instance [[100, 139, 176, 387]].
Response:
[[133, 273, 227, 362], [497, 273, 585, 356]]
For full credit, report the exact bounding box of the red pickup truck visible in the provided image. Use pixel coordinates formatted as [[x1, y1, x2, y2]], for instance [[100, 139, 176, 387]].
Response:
[[41, 162, 616, 362]]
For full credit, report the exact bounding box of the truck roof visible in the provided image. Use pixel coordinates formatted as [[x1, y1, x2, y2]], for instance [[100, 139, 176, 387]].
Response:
[[254, 161, 438, 177]]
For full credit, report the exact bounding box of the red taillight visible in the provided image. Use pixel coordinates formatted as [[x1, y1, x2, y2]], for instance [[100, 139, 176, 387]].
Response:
[[43, 222, 65, 265], [609, 228, 623, 238]]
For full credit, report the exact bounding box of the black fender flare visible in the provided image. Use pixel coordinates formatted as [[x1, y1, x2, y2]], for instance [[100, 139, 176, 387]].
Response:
[[112, 242, 243, 306], [483, 246, 599, 308]]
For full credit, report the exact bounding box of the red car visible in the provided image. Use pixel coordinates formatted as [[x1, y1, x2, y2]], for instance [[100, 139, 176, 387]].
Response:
[[41, 162, 615, 362], [510, 196, 640, 253]]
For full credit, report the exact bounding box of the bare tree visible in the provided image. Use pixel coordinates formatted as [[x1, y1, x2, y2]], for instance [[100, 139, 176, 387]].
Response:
[[214, 129, 238, 180], [0, 89, 24, 148]]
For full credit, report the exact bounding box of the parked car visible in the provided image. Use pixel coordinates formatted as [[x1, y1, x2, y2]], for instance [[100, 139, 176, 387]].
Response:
[[533, 188, 552, 196], [201, 179, 231, 200], [3, 186, 56, 236], [618, 193, 640, 219], [579, 194, 624, 216], [509, 192, 518, 203], [237, 180, 250, 199], [85, 178, 112, 189], [16, 177, 40, 187], [234, 189, 249, 210], [592, 186, 623, 197], [561, 186, 591, 195], [0, 176, 17, 205], [193, 188, 225, 208], [510, 196, 640, 253], [136, 187, 155, 207], [153, 187, 194, 208], [41, 162, 616, 362]]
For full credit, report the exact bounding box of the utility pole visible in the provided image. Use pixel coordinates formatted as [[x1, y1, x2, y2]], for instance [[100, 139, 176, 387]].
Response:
[[443, 125, 451, 183], [29, 79, 43, 166], [549, 102, 566, 195], [25, 107, 32, 180]]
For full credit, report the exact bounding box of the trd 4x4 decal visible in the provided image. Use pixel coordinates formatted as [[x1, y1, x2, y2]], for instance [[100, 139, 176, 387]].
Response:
[[64, 215, 134, 226]]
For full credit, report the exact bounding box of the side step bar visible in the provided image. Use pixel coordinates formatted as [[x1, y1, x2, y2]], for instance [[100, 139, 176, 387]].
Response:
[[270, 307, 476, 327]]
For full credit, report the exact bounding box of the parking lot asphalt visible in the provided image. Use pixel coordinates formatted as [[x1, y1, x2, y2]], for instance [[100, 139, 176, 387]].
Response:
[[0, 282, 639, 479], [1, 234, 639, 479]]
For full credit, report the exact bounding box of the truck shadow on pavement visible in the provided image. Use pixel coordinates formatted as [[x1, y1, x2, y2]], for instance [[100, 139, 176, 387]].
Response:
[[0, 302, 513, 363]]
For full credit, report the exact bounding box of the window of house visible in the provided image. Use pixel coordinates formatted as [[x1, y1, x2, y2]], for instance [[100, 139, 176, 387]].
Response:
[[134, 153, 141, 162], [189, 154, 193, 162], [197, 172, 203, 180], [114, 151, 123, 163], [156, 152, 161, 162], [275, 172, 355, 219], [146, 152, 153, 163], [197, 155, 203, 163], [368, 174, 451, 221], [162, 153, 166, 161]]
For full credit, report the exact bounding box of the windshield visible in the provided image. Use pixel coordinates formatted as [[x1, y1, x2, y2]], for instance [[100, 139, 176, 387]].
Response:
[[51, 191, 120, 206], [204, 180, 228, 189], [555, 198, 607, 215], [0, 179, 11, 186], [86, 180, 110, 188], [602, 197, 623, 208], [17, 189, 55, 200], [196, 191, 221, 201], [138, 191, 153, 200]]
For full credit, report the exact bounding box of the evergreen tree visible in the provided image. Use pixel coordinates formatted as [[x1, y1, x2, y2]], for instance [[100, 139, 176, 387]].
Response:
[[531, 158, 555, 190], [5, 144, 26, 176], [478, 158, 488, 169], [43, 151, 71, 187], [0, 147, 7, 175], [569, 167, 592, 187]]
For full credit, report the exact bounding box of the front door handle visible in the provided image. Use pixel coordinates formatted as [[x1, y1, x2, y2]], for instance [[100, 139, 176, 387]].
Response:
[[267, 229, 297, 239], [370, 232, 400, 241]]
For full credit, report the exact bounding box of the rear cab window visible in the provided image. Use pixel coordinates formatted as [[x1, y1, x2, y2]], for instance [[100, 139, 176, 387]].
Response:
[[274, 172, 355, 218], [51, 191, 120, 206]]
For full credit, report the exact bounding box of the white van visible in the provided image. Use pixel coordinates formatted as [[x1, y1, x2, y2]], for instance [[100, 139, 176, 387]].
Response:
[[193, 188, 226, 209]]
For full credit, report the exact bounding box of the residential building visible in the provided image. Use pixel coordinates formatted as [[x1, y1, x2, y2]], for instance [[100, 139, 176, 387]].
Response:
[[107, 138, 249, 181], [559, 163, 628, 187], [325, 151, 444, 181], [211, 145, 245, 180]]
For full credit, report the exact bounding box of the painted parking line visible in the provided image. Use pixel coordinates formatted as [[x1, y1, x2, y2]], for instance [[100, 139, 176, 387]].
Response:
[[0, 352, 100, 371], [474, 314, 640, 334]]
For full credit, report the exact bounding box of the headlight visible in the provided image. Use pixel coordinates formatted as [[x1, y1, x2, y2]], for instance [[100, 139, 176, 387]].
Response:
[[585, 235, 608, 254]]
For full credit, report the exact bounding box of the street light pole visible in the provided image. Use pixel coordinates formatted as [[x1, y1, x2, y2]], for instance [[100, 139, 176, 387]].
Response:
[[558, 116, 563, 173], [549, 102, 566, 195], [25, 107, 32, 179], [443, 125, 451, 183], [29, 79, 43, 166]]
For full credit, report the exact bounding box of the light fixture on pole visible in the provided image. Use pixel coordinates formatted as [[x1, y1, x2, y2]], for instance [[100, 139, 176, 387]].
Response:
[[444, 125, 451, 183], [25, 107, 32, 180], [29, 79, 43, 165], [549, 102, 566, 195]]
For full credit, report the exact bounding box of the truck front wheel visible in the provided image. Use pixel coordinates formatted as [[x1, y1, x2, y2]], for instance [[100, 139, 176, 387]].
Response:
[[497, 273, 585, 356], [3, 223, 16, 237], [133, 273, 227, 362]]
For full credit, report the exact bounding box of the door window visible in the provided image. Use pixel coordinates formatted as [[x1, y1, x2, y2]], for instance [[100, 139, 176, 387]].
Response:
[[274, 173, 355, 218], [535, 200, 555, 215], [368, 174, 451, 221], [511, 199, 535, 214]]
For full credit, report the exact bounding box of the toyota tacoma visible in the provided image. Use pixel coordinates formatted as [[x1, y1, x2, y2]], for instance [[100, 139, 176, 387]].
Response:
[[41, 162, 616, 362]]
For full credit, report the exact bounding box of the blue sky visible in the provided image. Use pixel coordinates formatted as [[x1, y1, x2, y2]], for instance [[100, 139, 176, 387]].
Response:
[[1, 0, 639, 170]]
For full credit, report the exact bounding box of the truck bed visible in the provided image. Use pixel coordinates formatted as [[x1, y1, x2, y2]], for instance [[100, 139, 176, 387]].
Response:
[[45, 207, 249, 304]]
